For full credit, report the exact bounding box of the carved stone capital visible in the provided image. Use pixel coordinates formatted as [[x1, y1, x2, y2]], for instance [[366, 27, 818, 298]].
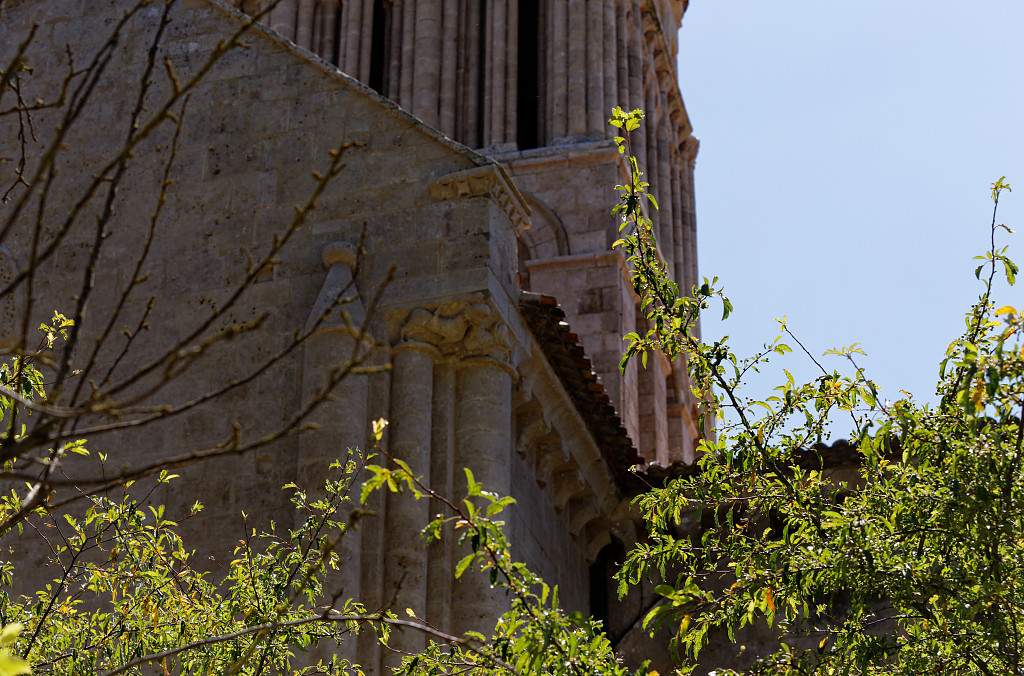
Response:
[[398, 300, 513, 367], [429, 165, 532, 235]]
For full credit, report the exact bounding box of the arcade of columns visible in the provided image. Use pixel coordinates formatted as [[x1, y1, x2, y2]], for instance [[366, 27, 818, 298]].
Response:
[[297, 248, 523, 668]]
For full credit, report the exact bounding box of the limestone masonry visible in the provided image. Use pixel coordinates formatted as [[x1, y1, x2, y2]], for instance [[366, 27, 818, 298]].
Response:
[[0, 0, 700, 671]]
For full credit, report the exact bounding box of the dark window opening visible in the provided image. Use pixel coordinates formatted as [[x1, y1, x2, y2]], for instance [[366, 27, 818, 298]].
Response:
[[516, 0, 541, 149], [368, 0, 388, 94], [476, 0, 488, 147], [589, 538, 626, 636], [329, 2, 343, 66]]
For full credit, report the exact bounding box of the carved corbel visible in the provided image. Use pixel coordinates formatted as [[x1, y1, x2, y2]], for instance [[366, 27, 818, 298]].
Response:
[[552, 471, 588, 512], [515, 416, 552, 459], [536, 445, 574, 489], [304, 242, 365, 335]]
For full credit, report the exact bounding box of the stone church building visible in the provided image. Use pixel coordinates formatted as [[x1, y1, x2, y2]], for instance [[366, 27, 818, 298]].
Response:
[[1, 0, 701, 671]]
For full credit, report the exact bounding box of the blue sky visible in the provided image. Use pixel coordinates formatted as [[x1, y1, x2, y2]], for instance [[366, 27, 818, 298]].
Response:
[[677, 1, 1024, 422]]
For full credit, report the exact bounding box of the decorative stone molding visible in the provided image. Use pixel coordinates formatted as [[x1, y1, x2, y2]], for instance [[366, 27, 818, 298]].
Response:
[[552, 472, 589, 512], [429, 165, 532, 236], [639, 0, 694, 144]]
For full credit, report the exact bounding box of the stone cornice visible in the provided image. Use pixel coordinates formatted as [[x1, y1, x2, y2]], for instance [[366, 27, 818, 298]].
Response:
[[429, 165, 532, 236], [493, 139, 621, 175], [640, 0, 693, 144]]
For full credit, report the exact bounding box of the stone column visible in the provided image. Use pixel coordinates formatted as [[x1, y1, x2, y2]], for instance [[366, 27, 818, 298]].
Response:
[[671, 161, 685, 289], [567, 0, 587, 137], [637, 349, 669, 464], [382, 342, 436, 666], [488, 0, 508, 146], [414, 0, 442, 126], [505, 0, 518, 146], [585, 0, 605, 137], [626, 2, 646, 165], [426, 363, 456, 633], [400, 0, 416, 109], [644, 85, 659, 244], [615, 0, 629, 110], [684, 151, 699, 296], [342, 0, 362, 75], [359, 0, 374, 82], [335, 0, 348, 66], [389, 302, 515, 637], [627, 0, 643, 109], [451, 356, 513, 635], [462, 0, 482, 146], [548, 0, 568, 141], [387, 1, 404, 100], [297, 244, 370, 666], [603, 0, 618, 132], [319, 0, 338, 63], [271, 0, 298, 41], [295, 0, 316, 50], [440, 0, 460, 137], [656, 118, 675, 272]]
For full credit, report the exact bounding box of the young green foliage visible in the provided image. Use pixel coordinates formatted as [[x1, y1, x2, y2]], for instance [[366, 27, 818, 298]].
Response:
[[614, 108, 1024, 674]]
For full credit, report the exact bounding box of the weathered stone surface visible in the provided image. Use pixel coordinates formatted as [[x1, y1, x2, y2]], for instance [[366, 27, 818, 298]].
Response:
[[1, 0, 701, 671]]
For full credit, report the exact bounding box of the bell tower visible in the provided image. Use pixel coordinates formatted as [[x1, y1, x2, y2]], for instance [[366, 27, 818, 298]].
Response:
[[247, 0, 702, 464]]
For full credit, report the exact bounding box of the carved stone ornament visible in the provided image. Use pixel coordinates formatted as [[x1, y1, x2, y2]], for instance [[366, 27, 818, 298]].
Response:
[[399, 300, 512, 364]]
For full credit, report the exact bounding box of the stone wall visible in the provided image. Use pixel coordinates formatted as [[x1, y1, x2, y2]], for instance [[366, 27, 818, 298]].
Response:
[[0, 2, 651, 672]]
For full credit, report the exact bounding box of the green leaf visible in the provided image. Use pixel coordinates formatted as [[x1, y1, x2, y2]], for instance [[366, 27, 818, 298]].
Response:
[[463, 467, 480, 497], [0, 651, 30, 676], [454, 553, 475, 579], [0, 625, 23, 649]]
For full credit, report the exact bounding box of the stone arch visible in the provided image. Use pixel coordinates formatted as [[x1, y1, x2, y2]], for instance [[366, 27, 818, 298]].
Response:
[[517, 191, 569, 290]]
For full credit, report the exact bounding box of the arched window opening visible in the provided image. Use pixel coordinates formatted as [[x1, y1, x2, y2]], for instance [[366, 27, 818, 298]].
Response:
[[589, 537, 626, 636]]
